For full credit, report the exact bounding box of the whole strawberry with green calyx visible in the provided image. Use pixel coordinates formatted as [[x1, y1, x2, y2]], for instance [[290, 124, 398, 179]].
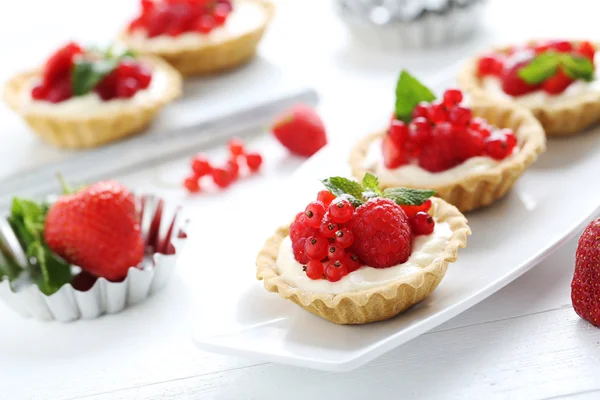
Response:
[[44, 179, 145, 282], [272, 104, 327, 157], [571, 219, 600, 327]]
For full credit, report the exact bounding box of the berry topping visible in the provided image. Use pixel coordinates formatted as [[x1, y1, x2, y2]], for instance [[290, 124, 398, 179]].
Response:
[[32, 43, 152, 104], [571, 219, 600, 327], [288, 173, 436, 280], [305, 260, 325, 280], [128, 0, 233, 38], [410, 212, 435, 236], [191, 154, 212, 177], [328, 199, 354, 224], [478, 40, 596, 97], [272, 104, 327, 157], [228, 138, 245, 156], [305, 201, 326, 228], [183, 176, 201, 193], [382, 71, 519, 173], [317, 190, 336, 207], [245, 152, 263, 172]]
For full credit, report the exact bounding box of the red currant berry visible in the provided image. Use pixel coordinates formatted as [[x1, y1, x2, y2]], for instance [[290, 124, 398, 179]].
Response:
[[213, 3, 231, 25], [304, 236, 328, 261], [484, 134, 510, 160], [183, 176, 200, 193], [334, 228, 354, 248], [228, 138, 245, 157], [319, 216, 338, 239], [412, 102, 430, 119], [410, 212, 435, 236], [503, 129, 517, 152], [408, 116, 432, 147], [211, 167, 231, 188], [400, 199, 432, 218], [317, 190, 336, 207], [344, 253, 361, 273], [305, 260, 324, 280], [427, 102, 448, 124], [469, 117, 487, 132], [191, 154, 212, 177], [388, 120, 408, 147], [449, 106, 473, 127], [245, 152, 263, 172], [328, 199, 354, 224], [478, 54, 504, 76], [382, 135, 408, 169], [293, 238, 310, 264], [226, 159, 239, 181], [304, 201, 326, 229], [327, 244, 345, 261], [324, 260, 348, 282], [443, 89, 463, 108], [195, 14, 216, 33]]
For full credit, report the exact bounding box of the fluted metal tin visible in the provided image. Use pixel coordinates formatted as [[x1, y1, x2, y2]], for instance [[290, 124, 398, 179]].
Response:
[[0, 195, 187, 322], [337, 0, 487, 49]]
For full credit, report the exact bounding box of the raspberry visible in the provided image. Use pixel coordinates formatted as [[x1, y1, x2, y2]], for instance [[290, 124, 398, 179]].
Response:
[[317, 190, 336, 207], [191, 154, 212, 177], [324, 260, 348, 282], [305, 260, 324, 280], [455, 128, 484, 161], [304, 236, 328, 260], [327, 244, 345, 261], [418, 122, 458, 172], [348, 198, 412, 268], [245, 153, 263, 172], [345, 253, 361, 272], [328, 199, 353, 224], [410, 212, 435, 235], [319, 216, 338, 238], [334, 228, 354, 248], [228, 138, 245, 156], [305, 201, 326, 228]]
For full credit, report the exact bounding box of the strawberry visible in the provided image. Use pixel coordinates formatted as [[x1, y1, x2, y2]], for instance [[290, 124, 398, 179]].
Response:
[[272, 104, 327, 157], [571, 219, 600, 327], [44, 181, 145, 282]]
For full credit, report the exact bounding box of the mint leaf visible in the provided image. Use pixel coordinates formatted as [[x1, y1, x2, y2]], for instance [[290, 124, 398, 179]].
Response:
[[395, 70, 436, 123], [518, 52, 560, 84], [8, 198, 72, 295], [382, 188, 436, 206], [561, 54, 595, 81], [321, 177, 364, 206], [362, 172, 382, 197], [72, 59, 118, 96]]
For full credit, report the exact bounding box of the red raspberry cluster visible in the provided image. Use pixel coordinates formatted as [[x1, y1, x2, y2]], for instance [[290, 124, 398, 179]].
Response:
[[383, 89, 517, 172], [478, 40, 596, 96], [183, 138, 263, 193], [31, 42, 152, 103], [128, 0, 233, 38], [290, 191, 435, 282]]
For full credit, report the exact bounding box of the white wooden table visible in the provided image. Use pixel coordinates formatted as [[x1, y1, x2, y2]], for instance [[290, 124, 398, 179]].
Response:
[[1, 0, 599, 399]]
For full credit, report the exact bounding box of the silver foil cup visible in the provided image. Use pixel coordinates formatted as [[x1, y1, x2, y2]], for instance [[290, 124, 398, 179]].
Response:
[[0, 195, 187, 322], [338, 0, 487, 49]]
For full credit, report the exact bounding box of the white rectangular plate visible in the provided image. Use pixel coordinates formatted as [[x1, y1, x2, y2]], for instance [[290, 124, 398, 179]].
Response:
[[192, 86, 600, 373]]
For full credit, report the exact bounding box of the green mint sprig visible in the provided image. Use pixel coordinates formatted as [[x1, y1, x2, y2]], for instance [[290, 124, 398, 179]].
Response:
[[394, 70, 437, 123], [321, 172, 435, 207], [72, 46, 137, 97], [518, 51, 595, 84], [4, 198, 72, 295]]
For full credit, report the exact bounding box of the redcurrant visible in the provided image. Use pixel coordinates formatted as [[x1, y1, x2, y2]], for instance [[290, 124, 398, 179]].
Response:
[[317, 190, 336, 207], [410, 212, 435, 236], [328, 199, 354, 223], [304, 236, 328, 260], [304, 201, 326, 228], [305, 260, 324, 280], [324, 260, 348, 282], [334, 228, 354, 248]]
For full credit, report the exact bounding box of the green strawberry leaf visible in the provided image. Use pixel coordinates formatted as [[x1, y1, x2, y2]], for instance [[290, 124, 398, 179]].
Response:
[[518, 52, 560, 84], [321, 177, 365, 207], [8, 198, 72, 295], [382, 188, 436, 206], [395, 70, 436, 123], [518, 52, 595, 84], [561, 54, 595, 81]]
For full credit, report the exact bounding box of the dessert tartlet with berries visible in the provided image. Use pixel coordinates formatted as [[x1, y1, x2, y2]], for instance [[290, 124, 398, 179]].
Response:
[[121, 0, 274, 76], [256, 173, 470, 325], [349, 71, 546, 212], [458, 40, 600, 136], [3, 42, 182, 149]]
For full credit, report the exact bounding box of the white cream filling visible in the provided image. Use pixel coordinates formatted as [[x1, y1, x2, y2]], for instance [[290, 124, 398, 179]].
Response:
[[125, 1, 267, 52], [20, 66, 169, 117], [276, 221, 452, 294], [363, 138, 517, 186]]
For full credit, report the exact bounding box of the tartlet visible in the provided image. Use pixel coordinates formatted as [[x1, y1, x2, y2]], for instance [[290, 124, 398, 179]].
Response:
[[120, 0, 275, 76], [256, 176, 470, 325], [349, 71, 546, 212], [4, 44, 182, 149], [458, 40, 600, 136]]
